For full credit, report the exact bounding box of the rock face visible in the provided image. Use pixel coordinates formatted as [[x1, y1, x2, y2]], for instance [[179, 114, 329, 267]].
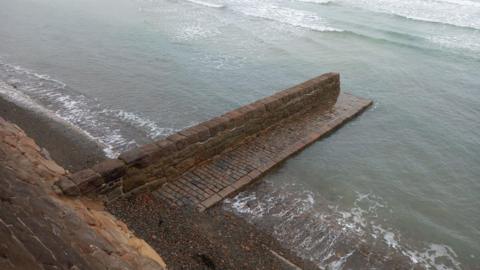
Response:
[[0, 116, 166, 270]]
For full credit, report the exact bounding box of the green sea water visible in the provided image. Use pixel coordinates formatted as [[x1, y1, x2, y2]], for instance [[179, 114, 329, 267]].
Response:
[[0, 0, 479, 268]]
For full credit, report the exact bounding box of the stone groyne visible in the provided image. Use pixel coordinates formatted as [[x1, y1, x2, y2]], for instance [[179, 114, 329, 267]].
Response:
[[55, 73, 372, 210]]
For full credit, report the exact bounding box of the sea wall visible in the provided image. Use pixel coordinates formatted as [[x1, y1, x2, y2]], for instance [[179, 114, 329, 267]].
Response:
[[55, 73, 340, 200]]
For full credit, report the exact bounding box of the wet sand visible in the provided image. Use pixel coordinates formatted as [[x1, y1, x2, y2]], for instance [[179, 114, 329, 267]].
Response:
[[0, 96, 105, 171]]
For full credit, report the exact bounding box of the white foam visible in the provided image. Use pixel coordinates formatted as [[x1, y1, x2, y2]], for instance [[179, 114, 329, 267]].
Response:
[[139, 0, 342, 33], [401, 244, 462, 270], [295, 0, 332, 4], [434, 0, 480, 8], [224, 183, 356, 268], [234, 3, 343, 32], [224, 184, 463, 269], [327, 250, 354, 270], [339, 0, 480, 30], [428, 33, 480, 52], [175, 24, 221, 41], [108, 109, 175, 139], [0, 61, 175, 158], [184, 0, 225, 8]]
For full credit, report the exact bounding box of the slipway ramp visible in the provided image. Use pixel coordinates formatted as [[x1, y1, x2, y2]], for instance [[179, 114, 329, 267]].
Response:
[[55, 73, 372, 211]]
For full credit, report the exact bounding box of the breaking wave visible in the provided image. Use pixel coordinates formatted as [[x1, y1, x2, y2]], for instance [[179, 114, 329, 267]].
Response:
[[223, 181, 462, 269], [235, 4, 343, 32], [295, 0, 333, 4], [0, 61, 175, 158], [184, 0, 226, 9], [339, 0, 480, 30]]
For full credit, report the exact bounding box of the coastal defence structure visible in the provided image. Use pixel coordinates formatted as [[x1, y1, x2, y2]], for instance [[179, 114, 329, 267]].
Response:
[[54, 73, 372, 211]]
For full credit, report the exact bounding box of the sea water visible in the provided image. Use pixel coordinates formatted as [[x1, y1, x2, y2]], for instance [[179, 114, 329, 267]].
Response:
[[0, 0, 479, 268]]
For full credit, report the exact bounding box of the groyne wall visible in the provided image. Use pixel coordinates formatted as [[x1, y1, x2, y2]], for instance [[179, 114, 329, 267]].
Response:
[[55, 73, 341, 200]]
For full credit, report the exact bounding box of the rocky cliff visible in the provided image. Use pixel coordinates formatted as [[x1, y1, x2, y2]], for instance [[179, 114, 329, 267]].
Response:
[[0, 116, 166, 270]]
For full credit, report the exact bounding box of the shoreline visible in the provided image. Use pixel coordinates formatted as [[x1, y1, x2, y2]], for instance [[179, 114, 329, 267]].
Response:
[[108, 192, 320, 270], [0, 96, 105, 172], [0, 94, 321, 269]]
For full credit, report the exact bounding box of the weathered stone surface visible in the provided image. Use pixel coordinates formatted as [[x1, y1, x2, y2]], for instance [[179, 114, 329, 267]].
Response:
[[123, 168, 148, 193], [55, 176, 80, 196], [203, 117, 228, 136], [0, 117, 167, 270], [166, 133, 188, 151], [155, 139, 176, 156], [92, 159, 126, 182], [70, 168, 103, 193], [119, 143, 159, 168], [179, 124, 211, 144], [223, 109, 245, 127]]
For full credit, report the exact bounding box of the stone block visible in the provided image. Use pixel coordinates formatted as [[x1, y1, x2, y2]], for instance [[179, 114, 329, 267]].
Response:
[[223, 109, 245, 128], [219, 115, 235, 130], [263, 97, 283, 113], [145, 177, 168, 191], [175, 157, 196, 173], [218, 186, 236, 198], [54, 177, 80, 196], [179, 124, 210, 144], [250, 101, 267, 118], [175, 143, 202, 161], [92, 159, 126, 183], [70, 168, 103, 193], [232, 175, 253, 190], [122, 168, 148, 193], [283, 86, 302, 99], [155, 140, 176, 156], [105, 186, 123, 202], [258, 95, 276, 106], [96, 179, 121, 195], [247, 169, 262, 180], [272, 91, 291, 104], [179, 128, 200, 145], [166, 133, 188, 151], [164, 166, 179, 178], [192, 125, 211, 141], [203, 117, 228, 136], [118, 143, 159, 168], [201, 194, 222, 209], [236, 105, 256, 119]]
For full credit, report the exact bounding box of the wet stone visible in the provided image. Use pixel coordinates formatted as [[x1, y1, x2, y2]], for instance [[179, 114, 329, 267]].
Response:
[[70, 169, 103, 193], [55, 177, 80, 196], [92, 159, 126, 183]]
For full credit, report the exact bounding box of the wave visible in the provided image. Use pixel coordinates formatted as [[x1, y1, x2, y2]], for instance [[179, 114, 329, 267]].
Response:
[[0, 61, 175, 158], [295, 0, 333, 4], [184, 0, 225, 8], [339, 0, 480, 30], [223, 181, 462, 269], [174, 25, 221, 41], [235, 4, 343, 32], [389, 12, 480, 31], [433, 0, 480, 8], [428, 33, 480, 52]]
